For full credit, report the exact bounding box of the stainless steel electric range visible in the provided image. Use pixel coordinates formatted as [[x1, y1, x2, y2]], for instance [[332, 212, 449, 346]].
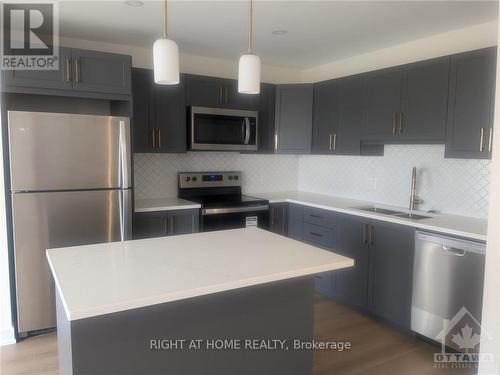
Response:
[[178, 171, 269, 232]]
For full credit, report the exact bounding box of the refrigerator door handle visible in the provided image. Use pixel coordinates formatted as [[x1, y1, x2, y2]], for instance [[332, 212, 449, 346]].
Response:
[[120, 189, 132, 241], [119, 119, 131, 189]]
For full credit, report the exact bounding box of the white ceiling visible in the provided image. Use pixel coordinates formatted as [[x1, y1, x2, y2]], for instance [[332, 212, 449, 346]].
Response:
[[59, 1, 498, 69]]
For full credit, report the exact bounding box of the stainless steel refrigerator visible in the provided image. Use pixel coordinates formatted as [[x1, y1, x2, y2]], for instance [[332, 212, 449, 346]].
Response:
[[8, 111, 132, 335]]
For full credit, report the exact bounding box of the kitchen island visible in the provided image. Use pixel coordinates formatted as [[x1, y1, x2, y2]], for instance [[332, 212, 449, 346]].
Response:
[[47, 228, 353, 375]]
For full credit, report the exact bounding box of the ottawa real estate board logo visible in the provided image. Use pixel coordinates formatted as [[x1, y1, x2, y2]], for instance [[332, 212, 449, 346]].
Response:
[[1, 1, 59, 70]]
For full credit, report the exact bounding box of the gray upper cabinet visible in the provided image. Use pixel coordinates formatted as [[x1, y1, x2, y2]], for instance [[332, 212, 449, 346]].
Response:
[[71, 49, 131, 95], [275, 84, 313, 154], [445, 47, 496, 159], [132, 68, 186, 153], [336, 76, 364, 155], [224, 79, 260, 110], [400, 57, 449, 142], [368, 220, 414, 329], [2, 47, 131, 96], [186, 75, 223, 108], [312, 80, 339, 154], [363, 68, 402, 142], [255, 83, 277, 153], [2, 47, 72, 90]]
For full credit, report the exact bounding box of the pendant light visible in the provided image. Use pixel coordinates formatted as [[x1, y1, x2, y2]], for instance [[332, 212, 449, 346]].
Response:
[[238, 0, 261, 94], [153, 0, 179, 85]]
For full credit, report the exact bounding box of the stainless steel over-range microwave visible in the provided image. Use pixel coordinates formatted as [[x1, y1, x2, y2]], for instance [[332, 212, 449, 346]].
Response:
[[189, 106, 258, 151]]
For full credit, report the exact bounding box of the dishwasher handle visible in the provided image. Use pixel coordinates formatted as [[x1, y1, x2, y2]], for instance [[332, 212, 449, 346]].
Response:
[[442, 245, 466, 257]]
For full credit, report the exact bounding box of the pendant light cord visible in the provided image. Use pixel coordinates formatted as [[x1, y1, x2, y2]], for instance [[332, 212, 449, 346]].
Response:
[[163, 0, 168, 38], [247, 0, 252, 53]]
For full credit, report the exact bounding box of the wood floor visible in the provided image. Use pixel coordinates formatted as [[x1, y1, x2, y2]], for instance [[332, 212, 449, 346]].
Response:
[[0, 296, 475, 375]]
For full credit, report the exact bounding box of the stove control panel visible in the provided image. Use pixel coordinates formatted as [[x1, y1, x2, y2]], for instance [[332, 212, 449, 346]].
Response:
[[178, 172, 242, 189]]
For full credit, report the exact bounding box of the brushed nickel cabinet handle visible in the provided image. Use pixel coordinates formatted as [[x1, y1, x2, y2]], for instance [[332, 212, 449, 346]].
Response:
[[157, 129, 161, 148], [398, 113, 403, 134], [369, 225, 374, 247], [329, 134, 333, 151], [75, 59, 80, 83], [393, 113, 397, 134], [363, 224, 368, 245], [274, 133, 278, 151], [65, 59, 71, 82], [333, 133, 337, 151], [225, 84, 228, 104], [164, 216, 168, 235], [480, 128, 485, 152], [219, 85, 223, 104], [170, 216, 175, 235], [152, 129, 156, 149], [271, 207, 275, 225], [488, 128, 493, 153]]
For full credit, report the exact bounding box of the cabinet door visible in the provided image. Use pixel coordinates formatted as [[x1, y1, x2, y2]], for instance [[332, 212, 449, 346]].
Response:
[[133, 212, 167, 239], [275, 84, 313, 154], [155, 75, 187, 153], [167, 209, 199, 235], [3, 47, 72, 90], [334, 215, 370, 308], [71, 49, 131, 94], [255, 83, 276, 153], [132, 68, 155, 152], [288, 204, 303, 241], [400, 57, 449, 142], [224, 79, 260, 110], [368, 221, 414, 328], [336, 76, 364, 155], [185, 74, 223, 108], [269, 203, 289, 236], [445, 48, 496, 159], [312, 80, 339, 154], [363, 68, 402, 142]]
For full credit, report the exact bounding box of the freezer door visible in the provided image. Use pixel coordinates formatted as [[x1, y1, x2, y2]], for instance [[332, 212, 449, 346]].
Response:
[[11, 189, 132, 333], [8, 111, 131, 191]]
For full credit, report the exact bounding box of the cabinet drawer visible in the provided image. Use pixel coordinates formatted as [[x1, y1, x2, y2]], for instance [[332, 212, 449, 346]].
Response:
[[302, 222, 335, 249], [303, 207, 335, 228]]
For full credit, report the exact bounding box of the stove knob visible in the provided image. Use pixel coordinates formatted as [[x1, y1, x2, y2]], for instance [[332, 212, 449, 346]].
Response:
[[234, 175, 239, 180], [228, 176, 233, 180], [185, 177, 191, 182], [192, 176, 197, 182]]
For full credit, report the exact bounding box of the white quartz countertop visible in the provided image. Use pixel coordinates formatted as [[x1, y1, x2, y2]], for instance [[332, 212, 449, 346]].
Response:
[[251, 191, 488, 242], [135, 197, 200, 212], [46, 228, 354, 321]]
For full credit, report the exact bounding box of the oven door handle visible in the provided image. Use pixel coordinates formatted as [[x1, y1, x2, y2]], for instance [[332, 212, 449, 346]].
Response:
[[202, 205, 269, 216], [243, 117, 251, 145]]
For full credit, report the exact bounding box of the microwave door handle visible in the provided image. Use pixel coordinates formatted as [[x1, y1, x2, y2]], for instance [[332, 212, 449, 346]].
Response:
[[244, 117, 251, 145]]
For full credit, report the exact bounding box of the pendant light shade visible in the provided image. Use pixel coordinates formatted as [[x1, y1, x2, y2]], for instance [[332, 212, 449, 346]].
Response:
[[238, 53, 260, 94], [153, 38, 179, 84], [153, 0, 179, 85], [238, 0, 260, 94]]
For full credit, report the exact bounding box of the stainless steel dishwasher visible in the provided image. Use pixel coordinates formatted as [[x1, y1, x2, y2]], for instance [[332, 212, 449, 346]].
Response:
[[411, 231, 486, 346]]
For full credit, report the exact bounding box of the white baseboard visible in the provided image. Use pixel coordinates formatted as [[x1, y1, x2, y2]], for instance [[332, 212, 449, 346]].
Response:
[[0, 327, 16, 346]]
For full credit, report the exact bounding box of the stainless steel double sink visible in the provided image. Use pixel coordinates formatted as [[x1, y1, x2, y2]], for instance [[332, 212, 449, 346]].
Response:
[[353, 206, 432, 220]]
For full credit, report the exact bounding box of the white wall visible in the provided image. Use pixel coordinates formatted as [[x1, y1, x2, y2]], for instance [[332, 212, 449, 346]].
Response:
[[59, 36, 302, 84], [479, 7, 500, 375], [301, 20, 498, 83]]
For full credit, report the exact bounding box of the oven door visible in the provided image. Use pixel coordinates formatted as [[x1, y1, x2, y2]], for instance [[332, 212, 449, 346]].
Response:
[[201, 205, 269, 232], [190, 107, 258, 151]]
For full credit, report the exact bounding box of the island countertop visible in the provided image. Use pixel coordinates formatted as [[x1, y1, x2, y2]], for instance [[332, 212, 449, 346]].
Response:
[[47, 228, 353, 321]]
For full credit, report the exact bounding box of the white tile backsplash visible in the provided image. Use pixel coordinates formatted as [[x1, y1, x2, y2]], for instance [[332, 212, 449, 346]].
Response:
[[298, 145, 491, 219], [134, 152, 299, 199], [134, 145, 491, 219]]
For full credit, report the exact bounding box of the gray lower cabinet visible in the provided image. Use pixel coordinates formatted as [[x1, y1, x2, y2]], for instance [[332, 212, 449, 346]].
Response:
[[275, 84, 313, 154], [288, 204, 304, 240], [269, 203, 289, 236], [333, 215, 370, 309], [445, 47, 496, 159], [368, 220, 415, 329], [133, 209, 199, 239]]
